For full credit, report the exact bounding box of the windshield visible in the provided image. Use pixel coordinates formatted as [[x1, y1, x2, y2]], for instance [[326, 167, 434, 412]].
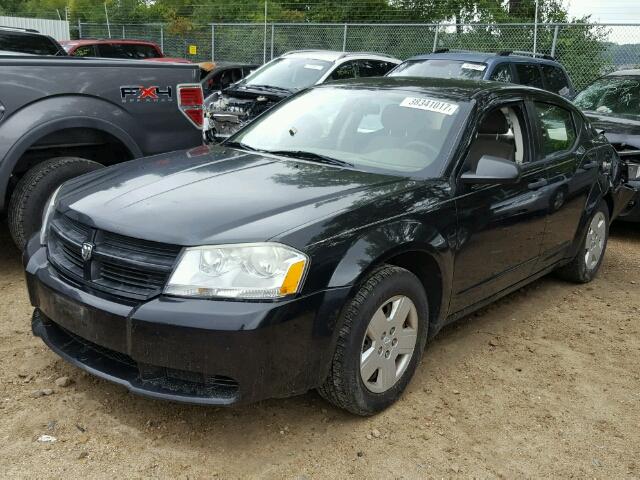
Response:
[[574, 76, 640, 118], [389, 59, 487, 80], [239, 57, 332, 91], [0, 31, 62, 55], [229, 87, 467, 176]]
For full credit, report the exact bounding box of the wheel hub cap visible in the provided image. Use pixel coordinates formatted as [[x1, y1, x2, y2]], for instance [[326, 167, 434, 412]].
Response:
[[584, 211, 606, 271], [360, 295, 418, 394]]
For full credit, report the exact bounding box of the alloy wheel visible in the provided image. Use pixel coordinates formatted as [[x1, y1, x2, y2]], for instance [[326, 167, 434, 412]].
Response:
[[360, 295, 418, 394], [584, 211, 606, 271]]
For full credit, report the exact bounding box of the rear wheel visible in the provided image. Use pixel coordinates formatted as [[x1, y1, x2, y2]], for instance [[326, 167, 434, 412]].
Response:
[[318, 265, 429, 416], [8, 157, 103, 249], [556, 201, 609, 283]]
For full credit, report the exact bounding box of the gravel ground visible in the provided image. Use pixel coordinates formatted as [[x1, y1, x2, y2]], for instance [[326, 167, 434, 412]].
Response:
[[0, 219, 638, 479]]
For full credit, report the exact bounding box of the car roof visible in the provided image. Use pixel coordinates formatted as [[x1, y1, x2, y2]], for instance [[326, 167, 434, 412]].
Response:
[[607, 69, 640, 77], [0, 26, 40, 34], [405, 51, 562, 66], [316, 76, 567, 102], [60, 39, 161, 47], [281, 49, 400, 63]]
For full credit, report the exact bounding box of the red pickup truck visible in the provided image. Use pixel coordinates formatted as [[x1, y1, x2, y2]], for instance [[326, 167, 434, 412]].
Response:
[[60, 39, 190, 63]]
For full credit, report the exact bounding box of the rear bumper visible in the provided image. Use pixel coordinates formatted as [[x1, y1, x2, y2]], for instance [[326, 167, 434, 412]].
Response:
[[25, 242, 350, 405]]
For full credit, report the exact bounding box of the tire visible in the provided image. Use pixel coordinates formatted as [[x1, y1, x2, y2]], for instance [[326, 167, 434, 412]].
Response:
[[318, 265, 429, 416], [556, 201, 610, 283], [8, 157, 103, 250]]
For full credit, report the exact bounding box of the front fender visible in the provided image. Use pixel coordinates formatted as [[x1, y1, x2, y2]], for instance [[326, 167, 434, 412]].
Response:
[[327, 219, 454, 326], [0, 95, 144, 210]]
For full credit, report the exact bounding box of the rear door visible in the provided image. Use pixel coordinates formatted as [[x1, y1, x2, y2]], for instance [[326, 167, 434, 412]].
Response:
[[528, 99, 596, 267]]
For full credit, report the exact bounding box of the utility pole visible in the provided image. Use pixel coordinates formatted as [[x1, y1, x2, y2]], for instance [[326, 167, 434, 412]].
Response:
[[104, 2, 111, 39]]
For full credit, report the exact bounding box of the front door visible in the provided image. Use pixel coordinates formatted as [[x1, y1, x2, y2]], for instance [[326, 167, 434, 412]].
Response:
[[450, 100, 548, 313]]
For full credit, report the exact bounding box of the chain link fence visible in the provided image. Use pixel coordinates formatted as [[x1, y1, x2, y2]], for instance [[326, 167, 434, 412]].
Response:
[[76, 21, 640, 90]]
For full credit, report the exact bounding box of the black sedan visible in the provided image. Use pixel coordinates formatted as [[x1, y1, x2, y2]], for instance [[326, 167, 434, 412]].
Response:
[[25, 78, 635, 415], [574, 69, 640, 221]]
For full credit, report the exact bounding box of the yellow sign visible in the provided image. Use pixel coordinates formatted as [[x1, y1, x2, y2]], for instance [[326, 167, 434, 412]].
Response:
[[188, 45, 197, 55]]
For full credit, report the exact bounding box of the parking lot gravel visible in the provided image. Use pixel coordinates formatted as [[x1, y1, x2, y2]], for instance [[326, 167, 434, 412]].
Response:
[[0, 218, 638, 479]]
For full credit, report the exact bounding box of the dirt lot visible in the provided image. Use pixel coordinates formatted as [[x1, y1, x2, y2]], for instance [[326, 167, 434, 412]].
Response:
[[0, 219, 638, 480]]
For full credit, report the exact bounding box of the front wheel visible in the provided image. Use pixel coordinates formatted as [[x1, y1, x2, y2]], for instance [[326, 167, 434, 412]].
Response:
[[318, 265, 429, 416], [556, 201, 610, 283]]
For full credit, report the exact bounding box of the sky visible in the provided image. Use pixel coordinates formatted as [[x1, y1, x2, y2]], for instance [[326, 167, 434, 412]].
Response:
[[564, 0, 640, 44], [565, 0, 640, 23]]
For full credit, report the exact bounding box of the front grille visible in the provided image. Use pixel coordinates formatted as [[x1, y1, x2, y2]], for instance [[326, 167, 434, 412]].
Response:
[[48, 213, 181, 301]]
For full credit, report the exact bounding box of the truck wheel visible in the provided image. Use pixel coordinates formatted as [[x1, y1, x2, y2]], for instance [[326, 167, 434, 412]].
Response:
[[556, 201, 610, 283], [318, 265, 429, 416], [8, 157, 103, 249]]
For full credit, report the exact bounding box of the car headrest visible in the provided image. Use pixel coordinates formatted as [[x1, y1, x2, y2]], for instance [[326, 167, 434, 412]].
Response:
[[479, 109, 509, 135]]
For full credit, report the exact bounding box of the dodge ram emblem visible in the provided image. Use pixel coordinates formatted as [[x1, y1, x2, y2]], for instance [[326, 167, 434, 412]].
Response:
[[81, 242, 94, 261]]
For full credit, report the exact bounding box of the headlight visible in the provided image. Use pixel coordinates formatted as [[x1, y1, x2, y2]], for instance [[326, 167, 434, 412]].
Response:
[[164, 243, 308, 299], [40, 186, 62, 245]]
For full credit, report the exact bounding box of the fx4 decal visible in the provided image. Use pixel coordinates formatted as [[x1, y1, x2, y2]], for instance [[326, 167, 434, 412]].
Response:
[[120, 85, 173, 103]]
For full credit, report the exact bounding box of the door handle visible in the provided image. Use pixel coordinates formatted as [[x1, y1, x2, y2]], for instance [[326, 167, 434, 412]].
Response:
[[527, 178, 548, 190]]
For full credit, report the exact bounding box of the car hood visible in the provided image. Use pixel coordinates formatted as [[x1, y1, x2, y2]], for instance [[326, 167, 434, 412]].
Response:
[[585, 112, 640, 149], [57, 145, 413, 247]]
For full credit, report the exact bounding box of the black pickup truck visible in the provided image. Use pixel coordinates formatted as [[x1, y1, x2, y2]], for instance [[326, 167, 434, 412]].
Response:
[[0, 54, 204, 248]]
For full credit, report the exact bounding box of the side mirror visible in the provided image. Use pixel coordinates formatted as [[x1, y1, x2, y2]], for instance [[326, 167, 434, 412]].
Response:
[[461, 155, 521, 185]]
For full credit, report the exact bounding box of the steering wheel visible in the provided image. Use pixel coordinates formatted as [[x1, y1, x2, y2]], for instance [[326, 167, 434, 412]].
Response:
[[405, 140, 439, 157]]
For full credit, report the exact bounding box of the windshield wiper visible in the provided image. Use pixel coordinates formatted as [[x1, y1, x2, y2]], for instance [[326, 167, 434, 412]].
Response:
[[266, 150, 354, 167], [245, 84, 293, 94], [223, 141, 264, 152]]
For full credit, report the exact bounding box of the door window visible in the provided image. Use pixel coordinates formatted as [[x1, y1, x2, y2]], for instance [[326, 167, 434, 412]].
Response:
[[490, 64, 513, 83], [357, 60, 395, 77], [330, 61, 357, 81], [533, 103, 576, 157], [516, 64, 544, 89], [541, 65, 570, 96], [72, 45, 95, 57], [465, 104, 528, 172]]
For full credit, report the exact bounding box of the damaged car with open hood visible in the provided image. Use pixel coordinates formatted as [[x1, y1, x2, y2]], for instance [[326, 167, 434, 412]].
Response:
[[574, 69, 640, 221], [203, 50, 400, 142]]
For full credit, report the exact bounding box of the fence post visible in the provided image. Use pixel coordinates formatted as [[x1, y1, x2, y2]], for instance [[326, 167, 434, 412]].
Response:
[[77, 19, 82, 38], [342, 24, 348, 52], [122, 25, 125, 38], [160, 25, 164, 53], [270, 24, 274, 60], [432, 23, 439, 52], [533, 0, 539, 54], [551, 25, 559, 57], [211, 24, 215, 61]]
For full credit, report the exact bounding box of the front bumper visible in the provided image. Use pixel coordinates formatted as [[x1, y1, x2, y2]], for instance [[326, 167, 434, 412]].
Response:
[[25, 243, 350, 405]]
